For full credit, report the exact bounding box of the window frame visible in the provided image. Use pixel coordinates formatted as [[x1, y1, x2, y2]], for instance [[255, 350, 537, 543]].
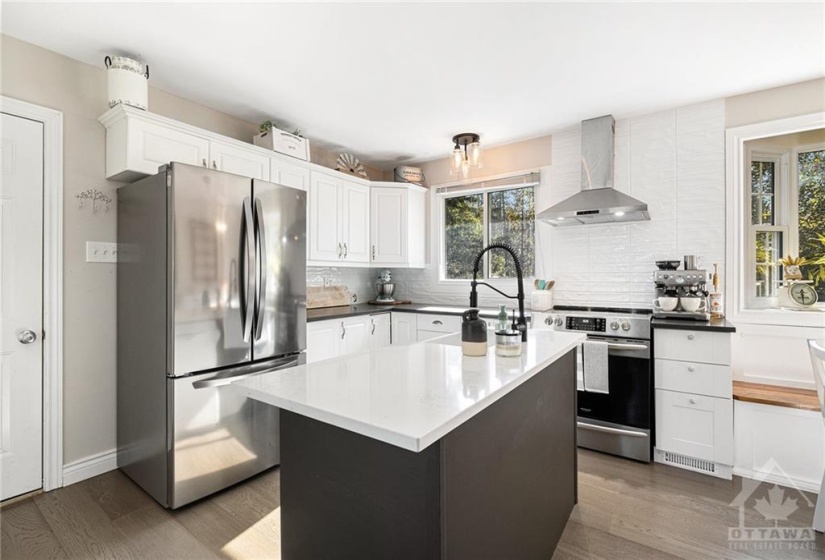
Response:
[[436, 181, 537, 284], [745, 149, 788, 308], [725, 113, 825, 327]]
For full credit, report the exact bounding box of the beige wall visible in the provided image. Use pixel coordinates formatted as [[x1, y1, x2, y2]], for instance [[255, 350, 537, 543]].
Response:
[[726, 78, 825, 128], [0, 34, 380, 465], [415, 135, 553, 188]]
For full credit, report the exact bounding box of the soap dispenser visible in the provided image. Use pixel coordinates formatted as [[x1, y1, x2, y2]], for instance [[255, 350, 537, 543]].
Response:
[[461, 308, 488, 356]]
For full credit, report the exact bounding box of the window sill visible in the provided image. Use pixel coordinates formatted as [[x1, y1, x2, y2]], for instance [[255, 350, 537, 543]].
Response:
[[732, 306, 825, 328]]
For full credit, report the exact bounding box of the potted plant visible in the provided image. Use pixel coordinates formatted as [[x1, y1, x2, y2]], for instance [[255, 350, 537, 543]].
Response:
[[778, 255, 808, 280]]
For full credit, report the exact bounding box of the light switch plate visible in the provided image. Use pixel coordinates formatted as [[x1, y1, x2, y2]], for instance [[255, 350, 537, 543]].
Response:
[[86, 241, 118, 263]]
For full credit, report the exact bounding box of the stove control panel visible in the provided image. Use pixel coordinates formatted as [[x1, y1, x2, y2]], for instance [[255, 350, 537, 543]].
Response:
[[566, 316, 606, 332]]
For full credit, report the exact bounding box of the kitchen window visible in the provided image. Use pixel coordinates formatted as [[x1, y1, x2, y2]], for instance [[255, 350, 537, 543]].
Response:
[[438, 173, 537, 281], [745, 142, 825, 308]]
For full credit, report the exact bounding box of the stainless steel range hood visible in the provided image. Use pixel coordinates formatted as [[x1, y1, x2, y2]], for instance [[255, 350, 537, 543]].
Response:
[[537, 115, 650, 226]]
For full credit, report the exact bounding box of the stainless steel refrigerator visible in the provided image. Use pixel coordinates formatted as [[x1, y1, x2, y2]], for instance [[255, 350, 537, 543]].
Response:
[[117, 162, 306, 508]]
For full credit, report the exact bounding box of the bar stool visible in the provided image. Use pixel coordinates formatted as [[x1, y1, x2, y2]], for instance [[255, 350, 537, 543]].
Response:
[[808, 339, 825, 532]]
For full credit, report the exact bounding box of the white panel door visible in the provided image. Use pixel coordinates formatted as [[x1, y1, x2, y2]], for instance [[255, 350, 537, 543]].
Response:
[[370, 314, 392, 348], [210, 140, 270, 180], [271, 158, 310, 191], [371, 188, 407, 264], [341, 180, 370, 264], [308, 173, 342, 262], [306, 320, 342, 364], [130, 118, 209, 174], [341, 316, 370, 355], [391, 313, 416, 345], [1, 113, 44, 500]]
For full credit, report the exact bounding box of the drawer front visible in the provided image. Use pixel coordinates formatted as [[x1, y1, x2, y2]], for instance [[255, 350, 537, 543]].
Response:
[[654, 329, 731, 365], [416, 313, 462, 333], [655, 389, 733, 464], [655, 359, 731, 399]]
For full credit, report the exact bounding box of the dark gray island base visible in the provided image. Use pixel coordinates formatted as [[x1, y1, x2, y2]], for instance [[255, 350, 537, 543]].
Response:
[[279, 350, 577, 560]]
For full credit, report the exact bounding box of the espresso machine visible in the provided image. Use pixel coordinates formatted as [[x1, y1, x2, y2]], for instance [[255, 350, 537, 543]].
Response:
[[653, 256, 711, 320]]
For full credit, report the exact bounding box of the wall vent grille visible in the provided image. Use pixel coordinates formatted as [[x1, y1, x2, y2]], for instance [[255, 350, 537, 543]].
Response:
[[662, 451, 716, 474]]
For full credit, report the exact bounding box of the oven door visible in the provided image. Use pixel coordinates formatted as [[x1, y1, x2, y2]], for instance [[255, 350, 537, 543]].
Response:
[[576, 336, 651, 430]]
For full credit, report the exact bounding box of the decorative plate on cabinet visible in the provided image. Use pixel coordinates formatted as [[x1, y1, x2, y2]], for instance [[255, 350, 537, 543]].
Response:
[[336, 153, 368, 179]]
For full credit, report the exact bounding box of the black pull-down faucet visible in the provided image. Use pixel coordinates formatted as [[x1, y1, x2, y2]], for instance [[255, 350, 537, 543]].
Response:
[[469, 243, 527, 341]]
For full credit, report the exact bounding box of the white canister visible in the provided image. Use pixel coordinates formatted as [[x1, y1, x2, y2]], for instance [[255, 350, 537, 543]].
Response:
[[709, 292, 724, 318], [105, 56, 149, 111]]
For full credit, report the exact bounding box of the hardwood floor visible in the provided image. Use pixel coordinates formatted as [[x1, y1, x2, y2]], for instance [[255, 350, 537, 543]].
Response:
[[2, 449, 823, 559]]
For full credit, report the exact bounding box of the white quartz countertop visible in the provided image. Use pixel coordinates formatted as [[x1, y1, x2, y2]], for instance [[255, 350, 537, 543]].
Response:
[[232, 330, 586, 452]]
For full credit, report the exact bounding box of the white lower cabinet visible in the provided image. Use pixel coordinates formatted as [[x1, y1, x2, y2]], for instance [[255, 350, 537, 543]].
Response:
[[391, 313, 416, 345], [653, 328, 734, 479], [370, 314, 392, 349], [306, 319, 344, 364], [306, 314, 391, 362], [655, 389, 733, 464], [340, 316, 370, 355]]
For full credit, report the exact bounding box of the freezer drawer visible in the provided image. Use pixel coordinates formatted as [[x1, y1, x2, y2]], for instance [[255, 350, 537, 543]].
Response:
[[167, 357, 299, 508]]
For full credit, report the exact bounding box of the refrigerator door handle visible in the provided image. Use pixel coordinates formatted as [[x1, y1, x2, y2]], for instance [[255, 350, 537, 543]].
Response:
[[239, 197, 255, 342], [253, 198, 267, 341], [191, 356, 298, 389]]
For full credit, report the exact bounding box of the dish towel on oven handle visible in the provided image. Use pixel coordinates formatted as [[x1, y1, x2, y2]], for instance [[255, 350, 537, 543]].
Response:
[[582, 340, 609, 394]]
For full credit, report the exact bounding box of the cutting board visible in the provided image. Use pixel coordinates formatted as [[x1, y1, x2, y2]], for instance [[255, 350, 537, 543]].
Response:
[[307, 286, 353, 309]]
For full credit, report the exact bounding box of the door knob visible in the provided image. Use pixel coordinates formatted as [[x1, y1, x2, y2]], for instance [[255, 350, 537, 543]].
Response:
[[17, 330, 37, 344]]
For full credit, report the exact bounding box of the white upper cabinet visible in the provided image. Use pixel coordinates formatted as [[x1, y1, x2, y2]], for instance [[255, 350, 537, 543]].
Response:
[[99, 106, 427, 268], [342, 181, 370, 264], [308, 172, 344, 262], [271, 157, 310, 191], [209, 140, 270, 180], [103, 111, 210, 181], [370, 183, 426, 267], [308, 171, 370, 266]]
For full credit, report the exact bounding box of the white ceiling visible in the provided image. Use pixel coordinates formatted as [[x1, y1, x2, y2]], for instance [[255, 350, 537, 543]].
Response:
[[3, 2, 824, 168]]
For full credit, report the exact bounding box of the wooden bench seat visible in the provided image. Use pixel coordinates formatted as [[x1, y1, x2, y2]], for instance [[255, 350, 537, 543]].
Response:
[[732, 380, 820, 412]]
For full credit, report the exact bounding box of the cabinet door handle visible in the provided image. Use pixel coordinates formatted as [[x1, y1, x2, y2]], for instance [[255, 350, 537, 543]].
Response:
[[337, 243, 342, 258], [433, 320, 443, 325], [689, 398, 696, 405], [687, 366, 695, 372], [371, 320, 376, 335], [687, 334, 695, 340], [212, 160, 218, 170], [372, 245, 375, 261], [202, 158, 207, 167], [341, 321, 346, 339], [343, 242, 348, 258]]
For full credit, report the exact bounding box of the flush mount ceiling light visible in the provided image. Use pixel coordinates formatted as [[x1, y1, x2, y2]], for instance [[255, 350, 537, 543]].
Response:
[[449, 133, 482, 178]]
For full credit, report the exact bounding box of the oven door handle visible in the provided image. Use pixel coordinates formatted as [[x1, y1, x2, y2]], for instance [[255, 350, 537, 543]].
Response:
[[606, 342, 648, 351], [577, 421, 648, 438]]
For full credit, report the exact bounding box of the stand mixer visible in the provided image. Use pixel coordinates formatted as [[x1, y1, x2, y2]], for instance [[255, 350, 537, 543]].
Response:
[[374, 269, 396, 303]]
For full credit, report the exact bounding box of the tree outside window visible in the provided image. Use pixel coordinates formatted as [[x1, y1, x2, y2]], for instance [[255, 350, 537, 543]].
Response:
[[443, 187, 535, 280]]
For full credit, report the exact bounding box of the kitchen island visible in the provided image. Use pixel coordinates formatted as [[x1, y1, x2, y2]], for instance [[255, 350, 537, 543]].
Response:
[[232, 329, 585, 560]]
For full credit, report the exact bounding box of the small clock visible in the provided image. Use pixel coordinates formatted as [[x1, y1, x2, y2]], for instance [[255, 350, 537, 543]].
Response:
[[789, 281, 818, 307]]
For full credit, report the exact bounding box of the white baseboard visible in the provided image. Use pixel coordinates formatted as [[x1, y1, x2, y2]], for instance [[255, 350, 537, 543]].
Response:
[[734, 466, 821, 494], [62, 449, 118, 487]]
